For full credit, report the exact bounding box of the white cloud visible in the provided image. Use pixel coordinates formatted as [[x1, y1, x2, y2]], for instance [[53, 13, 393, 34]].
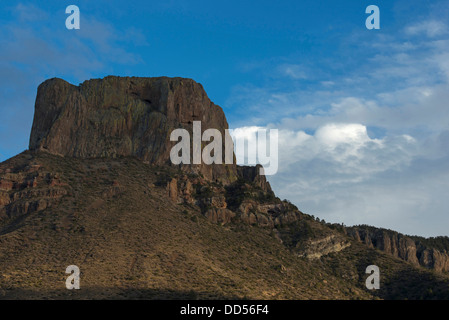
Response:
[[405, 20, 448, 37], [227, 19, 449, 236], [229, 126, 261, 164], [277, 64, 308, 80], [14, 3, 48, 22], [320, 81, 335, 87], [315, 123, 373, 148], [256, 123, 449, 236]]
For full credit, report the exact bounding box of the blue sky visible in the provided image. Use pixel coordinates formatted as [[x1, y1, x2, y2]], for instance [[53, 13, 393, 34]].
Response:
[[1, 0, 449, 236]]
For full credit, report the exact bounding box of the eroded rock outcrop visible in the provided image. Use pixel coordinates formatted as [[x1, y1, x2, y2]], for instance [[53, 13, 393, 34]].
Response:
[[296, 235, 351, 260], [237, 165, 272, 193], [29, 76, 237, 184], [418, 248, 449, 273], [348, 226, 449, 273], [164, 171, 301, 228], [28, 76, 285, 227], [0, 158, 68, 223]]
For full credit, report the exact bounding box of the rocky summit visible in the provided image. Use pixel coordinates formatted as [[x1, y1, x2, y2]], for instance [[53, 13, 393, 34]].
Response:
[[1, 76, 449, 300], [29, 76, 237, 184]]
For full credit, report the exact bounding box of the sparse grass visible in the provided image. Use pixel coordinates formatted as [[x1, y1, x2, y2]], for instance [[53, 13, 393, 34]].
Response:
[[0, 151, 448, 300]]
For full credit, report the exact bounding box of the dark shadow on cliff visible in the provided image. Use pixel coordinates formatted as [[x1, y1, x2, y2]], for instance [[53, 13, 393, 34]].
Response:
[[352, 250, 449, 300]]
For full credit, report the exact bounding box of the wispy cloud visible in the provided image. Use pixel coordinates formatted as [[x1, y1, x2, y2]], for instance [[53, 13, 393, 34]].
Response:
[[234, 122, 449, 237], [277, 64, 308, 80], [228, 18, 449, 236], [405, 20, 448, 37]]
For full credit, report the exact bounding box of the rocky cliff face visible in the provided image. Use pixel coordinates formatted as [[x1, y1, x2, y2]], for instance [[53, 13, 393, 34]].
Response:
[[3, 77, 449, 299], [164, 169, 301, 228], [296, 235, 351, 260], [27, 76, 301, 229], [29, 76, 237, 184], [0, 154, 68, 225], [28, 76, 449, 269], [347, 226, 449, 273], [418, 248, 449, 273]]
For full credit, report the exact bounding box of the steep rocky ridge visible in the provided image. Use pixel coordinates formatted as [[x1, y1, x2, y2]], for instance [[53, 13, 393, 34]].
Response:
[[347, 225, 449, 273], [0, 155, 68, 230], [23, 76, 449, 273], [1, 76, 449, 299], [29, 76, 237, 184], [27, 76, 307, 243], [0, 152, 373, 299], [2, 151, 449, 299]]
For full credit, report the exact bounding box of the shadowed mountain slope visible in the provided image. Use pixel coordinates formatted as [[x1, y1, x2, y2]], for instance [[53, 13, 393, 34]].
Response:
[[1, 76, 448, 299]]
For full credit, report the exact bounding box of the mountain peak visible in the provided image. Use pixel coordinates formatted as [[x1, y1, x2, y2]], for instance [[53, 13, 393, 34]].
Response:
[[29, 76, 236, 183]]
